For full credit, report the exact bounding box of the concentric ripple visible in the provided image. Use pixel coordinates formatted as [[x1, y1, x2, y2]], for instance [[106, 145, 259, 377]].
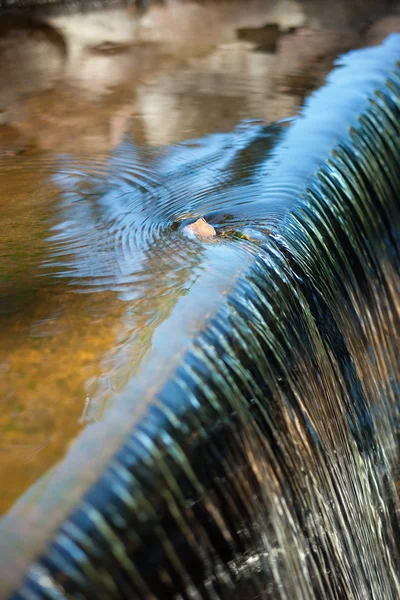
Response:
[[43, 121, 284, 297]]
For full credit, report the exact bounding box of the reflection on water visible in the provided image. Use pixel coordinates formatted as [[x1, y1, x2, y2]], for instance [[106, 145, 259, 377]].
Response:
[[0, 2, 399, 516]]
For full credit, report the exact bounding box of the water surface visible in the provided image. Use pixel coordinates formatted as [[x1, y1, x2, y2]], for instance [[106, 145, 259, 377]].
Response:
[[0, 4, 398, 515]]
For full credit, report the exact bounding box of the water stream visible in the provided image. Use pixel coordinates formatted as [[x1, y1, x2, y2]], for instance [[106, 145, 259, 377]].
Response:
[[0, 4, 399, 599]]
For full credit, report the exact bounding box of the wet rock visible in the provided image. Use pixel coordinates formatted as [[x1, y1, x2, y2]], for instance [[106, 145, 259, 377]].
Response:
[[183, 217, 216, 238]]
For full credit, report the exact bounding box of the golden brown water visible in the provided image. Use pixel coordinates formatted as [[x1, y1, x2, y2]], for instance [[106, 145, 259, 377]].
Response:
[[0, 2, 399, 517]]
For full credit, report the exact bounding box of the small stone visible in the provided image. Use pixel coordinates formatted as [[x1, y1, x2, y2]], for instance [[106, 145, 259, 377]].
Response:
[[183, 217, 216, 238]]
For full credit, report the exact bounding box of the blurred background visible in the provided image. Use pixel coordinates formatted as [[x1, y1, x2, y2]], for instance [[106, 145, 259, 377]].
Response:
[[0, 0, 399, 151]]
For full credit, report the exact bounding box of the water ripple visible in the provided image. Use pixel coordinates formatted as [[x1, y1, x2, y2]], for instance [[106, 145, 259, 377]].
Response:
[[42, 120, 283, 297]]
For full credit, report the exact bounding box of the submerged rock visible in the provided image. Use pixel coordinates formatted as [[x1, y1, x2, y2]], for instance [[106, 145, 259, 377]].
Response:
[[183, 217, 216, 238]]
